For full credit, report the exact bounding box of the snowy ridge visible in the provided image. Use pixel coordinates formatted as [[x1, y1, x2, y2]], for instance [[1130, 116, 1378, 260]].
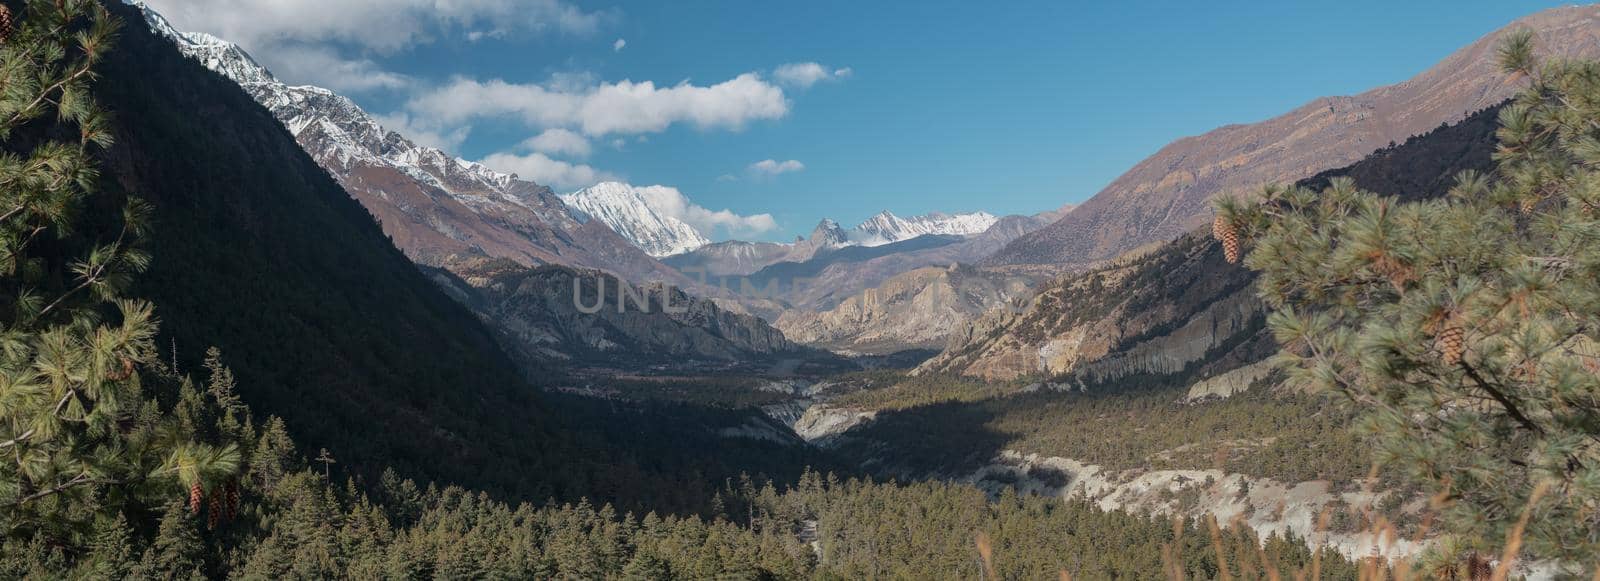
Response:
[[130, 0, 579, 227], [848, 210, 998, 247], [561, 183, 710, 257]]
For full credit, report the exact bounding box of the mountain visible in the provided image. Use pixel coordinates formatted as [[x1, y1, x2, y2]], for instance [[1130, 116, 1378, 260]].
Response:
[[660, 239, 800, 277], [768, 215, 1054, 351], [561, 182, 711, 257], [850, 210, 998, 246], [135, 2, 846, 374], [664, 211, 1000, 277], [924, 103, 1503, 381], [428, 258, 818, 369], [133, 2, 686, 286], [103, 0, 574, 497], [775, 264, 1034, 353], [105, 0, 847, 514], [985, 5, 1600, 268], [778, 214, 1053, 310]]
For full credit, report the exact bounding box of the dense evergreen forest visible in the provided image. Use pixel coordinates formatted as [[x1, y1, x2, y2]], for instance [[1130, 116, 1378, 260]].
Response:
[[0, 360, 1363, 578]]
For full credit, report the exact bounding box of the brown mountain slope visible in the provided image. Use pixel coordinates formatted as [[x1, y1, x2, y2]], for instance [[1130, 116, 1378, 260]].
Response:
[[926, 104, 1503, 381], [986, 5, 1600, 268]]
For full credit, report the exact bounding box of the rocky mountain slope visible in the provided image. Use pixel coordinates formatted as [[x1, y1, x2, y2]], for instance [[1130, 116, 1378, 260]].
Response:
[[986, 5, 1600, 268], [561, 182, 711, 257], [660, 214, 1054, 350], [775, 264, 1034, 353], [924, 103, 1504, 381], [428, 258, 815, 368], [779, 214, 1052, 311], [134, 2, 686, 286]]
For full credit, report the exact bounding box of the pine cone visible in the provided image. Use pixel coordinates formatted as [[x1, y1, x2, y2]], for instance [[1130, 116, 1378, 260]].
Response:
[[1213, 215, 1241, 264], [207, 492, 223, 528], [106, 357, 134, 381], [1436, 324, 1465, 365], [226, 478, 240, 519], [0, 6, 13, 44], [188, 482, 204, 515], [1465, 551, 1492, 581]]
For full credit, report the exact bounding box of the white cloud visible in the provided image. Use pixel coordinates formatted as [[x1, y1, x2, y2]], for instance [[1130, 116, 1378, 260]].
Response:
[[522, 128, 592, 158], [143, 0, 606, 53], [632, 185, 778, 237], [404, 73, 790, 136], [373, 112, 470, 151], [613, 38, 627, 52], [747, 159, 805, 177], [268, 46, 414, 93], [772, 62, 851, 88], [141, 0, 608, 92], [479, 152, 616, 191]]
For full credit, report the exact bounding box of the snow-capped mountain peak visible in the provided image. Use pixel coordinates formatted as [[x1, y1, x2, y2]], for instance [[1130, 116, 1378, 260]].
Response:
[[848, 210, 998, 246], [129, 0, 700, 285], [561, 183, 710, 257], [130, 0, 578, 226], [131, 1, 279, 86]]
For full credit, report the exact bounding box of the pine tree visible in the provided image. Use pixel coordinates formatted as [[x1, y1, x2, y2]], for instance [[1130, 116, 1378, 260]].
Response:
[[0, 0, 239, 554], [1219, 29, 1600, 562], [135, 502, 207, 580]]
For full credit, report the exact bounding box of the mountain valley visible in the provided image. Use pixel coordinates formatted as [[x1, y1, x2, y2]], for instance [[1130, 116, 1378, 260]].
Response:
[[4, 0, 1595, 577]]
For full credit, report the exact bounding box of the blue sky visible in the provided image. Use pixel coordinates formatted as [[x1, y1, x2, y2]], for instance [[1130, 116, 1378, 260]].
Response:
[[147, 0, 1570, 242]]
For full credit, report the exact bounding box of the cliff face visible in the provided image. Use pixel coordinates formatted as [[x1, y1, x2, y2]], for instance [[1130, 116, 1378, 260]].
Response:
[[924, 104, 1505, 383], [987, 6, 1600, 269]]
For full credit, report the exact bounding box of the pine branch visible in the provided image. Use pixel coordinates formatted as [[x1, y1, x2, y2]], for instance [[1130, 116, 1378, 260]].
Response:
[[0, 428, 34, 449], [1460, 362, 1543, 435], [4, 472, 114, 508]]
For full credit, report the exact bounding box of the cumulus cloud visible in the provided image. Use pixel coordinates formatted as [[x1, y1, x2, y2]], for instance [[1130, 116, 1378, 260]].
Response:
[[268, 46, 414, 93], [373, 112, 470, 151], [747, 159, 805, 177], [632, 185, 778, 238], [613, 38, 626, 52], [404, 73, 790, 136], [479, 152, 616, 191], [141, 0, 608, 92], [772, 62, 851, 88], [522, 128, 592, 158]]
